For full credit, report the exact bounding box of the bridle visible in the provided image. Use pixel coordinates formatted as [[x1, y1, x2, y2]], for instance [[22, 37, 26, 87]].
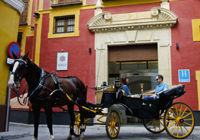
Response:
[[9, 58, 28, 106], [10, 58, 28, 86]]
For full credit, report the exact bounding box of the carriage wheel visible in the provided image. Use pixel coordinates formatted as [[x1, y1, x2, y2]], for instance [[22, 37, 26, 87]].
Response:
[[74, 112, 86, 137], [106, 110, 120, 139], [164, 102, 195, 139], [143, 111, 167, 133]]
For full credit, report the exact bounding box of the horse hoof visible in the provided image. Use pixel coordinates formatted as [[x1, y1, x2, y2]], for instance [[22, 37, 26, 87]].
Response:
[[32, 137, 38, 140], [66, 135, 72, 140], [50, 135, 55, 140]]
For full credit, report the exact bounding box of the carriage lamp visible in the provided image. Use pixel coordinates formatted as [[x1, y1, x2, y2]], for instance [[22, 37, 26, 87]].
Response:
[[114, 78, 121, 90], [176, 43, 179, 50], [34, 12, 40, 18], [31, 26, 34, 31], [89, 48, 92, 54]]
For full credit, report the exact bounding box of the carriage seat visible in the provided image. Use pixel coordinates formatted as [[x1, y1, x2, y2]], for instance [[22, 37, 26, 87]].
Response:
[[118, 90, 140, 99], [118, 90, 126, 99], [141, 84, 184, 99], [160, 84, 185, 97]]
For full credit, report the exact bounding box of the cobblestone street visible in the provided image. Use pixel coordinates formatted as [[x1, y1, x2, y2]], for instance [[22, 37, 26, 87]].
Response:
[[0, 123, 199, 140]]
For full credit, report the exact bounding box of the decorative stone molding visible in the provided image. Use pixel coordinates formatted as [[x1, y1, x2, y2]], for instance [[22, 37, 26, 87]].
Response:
[[95, 0, 102, 16], [87, 7, 178, 33], [95, 0, 102, 9], [3, 0, 25, 14]]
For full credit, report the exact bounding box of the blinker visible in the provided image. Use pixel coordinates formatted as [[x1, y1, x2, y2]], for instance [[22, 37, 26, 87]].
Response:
[[9, 64, 14, 71]]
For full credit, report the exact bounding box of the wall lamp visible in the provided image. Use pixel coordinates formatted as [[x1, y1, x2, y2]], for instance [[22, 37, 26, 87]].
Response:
[[89, 48, 92, 54], [31, 26, 34, 31], [34, 12, 40, 18], [176, 43, 179, 50]]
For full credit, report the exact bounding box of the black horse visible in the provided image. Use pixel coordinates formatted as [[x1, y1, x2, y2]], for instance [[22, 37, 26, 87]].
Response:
[[8, 53, 86, 140]]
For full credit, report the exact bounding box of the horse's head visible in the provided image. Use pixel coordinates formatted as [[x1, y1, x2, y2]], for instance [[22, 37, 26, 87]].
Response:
[[8, 52, 29, 89]]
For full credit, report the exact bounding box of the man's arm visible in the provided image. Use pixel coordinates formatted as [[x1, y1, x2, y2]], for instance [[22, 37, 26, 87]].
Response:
[[153, 84, 168, 99]]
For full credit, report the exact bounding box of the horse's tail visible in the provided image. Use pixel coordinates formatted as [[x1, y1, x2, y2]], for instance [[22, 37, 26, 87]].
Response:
[[70, 76, 87, 100]]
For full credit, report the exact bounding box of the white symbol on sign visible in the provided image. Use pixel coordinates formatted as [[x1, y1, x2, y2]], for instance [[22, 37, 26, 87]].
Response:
[[182, 71, 187, 77]]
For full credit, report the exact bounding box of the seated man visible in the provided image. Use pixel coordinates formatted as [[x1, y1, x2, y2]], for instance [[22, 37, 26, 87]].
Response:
[[143, 74, 168, 100]]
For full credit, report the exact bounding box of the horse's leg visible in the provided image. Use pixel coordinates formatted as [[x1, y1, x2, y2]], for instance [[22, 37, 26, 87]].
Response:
[[32, 105, 40, 140], [78, 100, 86, 140], [44, 106, 54, 140], [79, 108, 85, 140], [67, 103, 74, 140]]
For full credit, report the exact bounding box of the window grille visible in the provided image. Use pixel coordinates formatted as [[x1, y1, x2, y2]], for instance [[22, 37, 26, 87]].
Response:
[[17, 32, 23, 47], [59, 0, 80, 3], [53, 15, 75, 33], [52, 0, 82, 4]]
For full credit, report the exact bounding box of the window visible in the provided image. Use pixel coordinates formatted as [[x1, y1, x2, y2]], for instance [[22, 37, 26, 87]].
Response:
[[53, 15, 75, 33], [17, 32, 23, 47], [48, 10, 80, 38]]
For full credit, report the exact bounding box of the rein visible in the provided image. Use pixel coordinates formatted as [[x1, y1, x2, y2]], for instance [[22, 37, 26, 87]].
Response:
[[13, 87, 28, 106]]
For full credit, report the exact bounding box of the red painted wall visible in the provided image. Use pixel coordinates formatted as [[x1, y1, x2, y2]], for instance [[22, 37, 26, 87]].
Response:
[[43, 0, 50, 10], [39, 9, 95, 111], [25, 36, 35, 60], [170, 0, 200, 110]]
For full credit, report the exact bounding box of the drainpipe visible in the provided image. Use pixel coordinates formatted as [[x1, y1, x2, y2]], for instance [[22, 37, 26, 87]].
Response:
[[5, 87, 11, 131]]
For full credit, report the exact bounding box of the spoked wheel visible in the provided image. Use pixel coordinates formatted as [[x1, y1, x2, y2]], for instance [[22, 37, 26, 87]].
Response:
[[74, 112, 86, 137], [106, 110, 120, 139], [143, 111, 167, 133], [164, 102, 195, 139]]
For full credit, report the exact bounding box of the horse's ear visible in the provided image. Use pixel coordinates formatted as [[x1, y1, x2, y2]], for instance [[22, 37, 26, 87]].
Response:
[[12, 52, 18, 59], [23, 52, 29, 60]]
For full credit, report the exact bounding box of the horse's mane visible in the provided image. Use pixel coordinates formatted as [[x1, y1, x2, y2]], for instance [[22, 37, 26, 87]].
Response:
[[27, 58, 50, 74]]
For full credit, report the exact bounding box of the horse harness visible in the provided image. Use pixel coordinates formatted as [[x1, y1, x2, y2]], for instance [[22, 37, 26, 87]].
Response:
[[29, 68, 75, 101], [28, 68, 95, 113]]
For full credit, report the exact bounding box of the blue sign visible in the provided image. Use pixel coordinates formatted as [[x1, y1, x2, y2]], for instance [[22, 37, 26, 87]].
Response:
[[7, 42, 21, 59], [179, 70, 190, 82]]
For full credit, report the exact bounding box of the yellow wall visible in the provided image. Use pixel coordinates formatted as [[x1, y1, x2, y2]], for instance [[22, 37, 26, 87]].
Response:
[[0, 1, 20, 104], [196, 71, 200, 110], [192, 19, 200, 42]]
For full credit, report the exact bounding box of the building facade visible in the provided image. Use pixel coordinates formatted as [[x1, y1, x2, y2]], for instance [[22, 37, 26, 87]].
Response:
[[0, 0, 25, 131], [10, 0, 200, 124]]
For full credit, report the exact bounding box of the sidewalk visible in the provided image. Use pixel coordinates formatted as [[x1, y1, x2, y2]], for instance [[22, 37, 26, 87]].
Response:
[[0, 122, 199, 140]]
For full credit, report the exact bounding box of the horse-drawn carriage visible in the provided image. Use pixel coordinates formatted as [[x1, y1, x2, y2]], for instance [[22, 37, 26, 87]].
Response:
[[74, 80, 195, 139], [8, 54, 195, 140]]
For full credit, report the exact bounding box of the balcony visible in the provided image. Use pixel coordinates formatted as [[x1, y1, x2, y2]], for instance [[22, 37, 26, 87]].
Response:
[[19, 15, 28, 25], [51, 0, 82, 8], [19, 0, 29, 25]]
